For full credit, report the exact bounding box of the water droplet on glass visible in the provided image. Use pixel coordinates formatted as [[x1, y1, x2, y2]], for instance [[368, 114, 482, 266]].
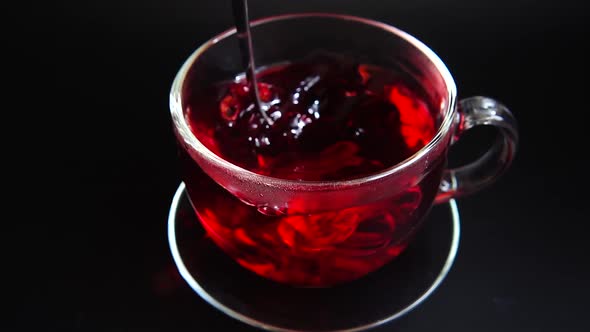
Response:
[[257, 205, 287, 216]]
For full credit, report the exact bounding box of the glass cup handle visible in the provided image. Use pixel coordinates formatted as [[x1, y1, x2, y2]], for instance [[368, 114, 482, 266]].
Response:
[[435, 96, 519, 204]]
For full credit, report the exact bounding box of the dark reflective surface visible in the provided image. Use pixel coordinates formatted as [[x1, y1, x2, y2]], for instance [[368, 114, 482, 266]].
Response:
[[18, 0, 590, 331]]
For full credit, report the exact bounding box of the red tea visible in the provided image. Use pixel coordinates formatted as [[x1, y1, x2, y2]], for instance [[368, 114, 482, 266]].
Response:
[[180, 53, 444, 286]]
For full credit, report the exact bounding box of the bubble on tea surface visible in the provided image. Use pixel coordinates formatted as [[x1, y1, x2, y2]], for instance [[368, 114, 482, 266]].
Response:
[[256, 205, 287, 216]]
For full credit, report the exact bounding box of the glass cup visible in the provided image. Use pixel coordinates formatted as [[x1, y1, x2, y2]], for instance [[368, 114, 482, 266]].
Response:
[[169, 14, 518, 287]]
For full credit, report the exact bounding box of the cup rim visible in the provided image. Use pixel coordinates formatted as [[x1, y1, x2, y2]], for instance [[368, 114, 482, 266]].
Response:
[[170, 13, 457, 188]]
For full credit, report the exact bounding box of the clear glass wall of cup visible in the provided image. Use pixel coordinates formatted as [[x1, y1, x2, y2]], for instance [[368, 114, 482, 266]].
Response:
[[170, 14, 518, 287]]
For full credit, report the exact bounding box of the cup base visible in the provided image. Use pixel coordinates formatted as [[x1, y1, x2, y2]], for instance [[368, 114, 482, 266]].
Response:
[[168, 182, 460, 332]]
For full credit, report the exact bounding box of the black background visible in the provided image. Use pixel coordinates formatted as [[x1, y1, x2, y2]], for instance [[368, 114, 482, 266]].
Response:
[[16, 0, 590, 331]]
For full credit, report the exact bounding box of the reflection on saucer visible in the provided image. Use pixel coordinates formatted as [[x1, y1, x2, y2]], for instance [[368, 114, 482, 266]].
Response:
[[168, 182, 460, 332]]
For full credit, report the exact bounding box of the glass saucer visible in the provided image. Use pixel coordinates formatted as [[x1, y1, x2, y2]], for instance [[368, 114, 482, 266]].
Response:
[[168, 182, 460, 332]]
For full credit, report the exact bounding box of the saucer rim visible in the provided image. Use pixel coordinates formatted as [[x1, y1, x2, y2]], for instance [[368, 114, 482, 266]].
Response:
[[168, 182, 461, 332]]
